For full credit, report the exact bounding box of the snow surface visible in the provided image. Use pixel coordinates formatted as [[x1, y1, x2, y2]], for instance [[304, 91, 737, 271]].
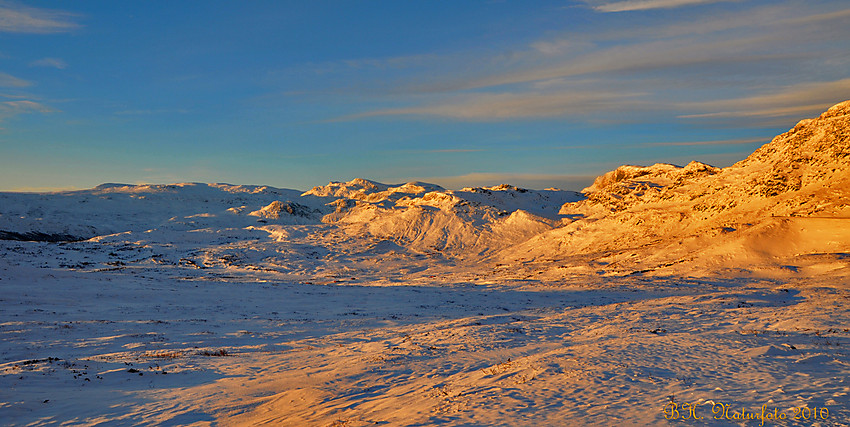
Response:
[[1, 102, 850, 426]]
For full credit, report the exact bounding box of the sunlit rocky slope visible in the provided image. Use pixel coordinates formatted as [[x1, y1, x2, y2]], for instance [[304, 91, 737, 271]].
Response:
[[501, 100, 850, 278]]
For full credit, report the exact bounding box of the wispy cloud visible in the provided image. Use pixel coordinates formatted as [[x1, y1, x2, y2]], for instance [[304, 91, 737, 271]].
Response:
[[29, 57, 67, 69], [677, 78, 850, 120], [780, 7, 850, 26], [113, 108, 190, 116], [0, 99, 55, 122], [327, 2, 848, 125], [276, 1, 849, 131], [457, 7, 830, 92], [0, 72, 32, 87], [0, 1, 80, 34], [643, 137, 768, 147], [348, 91, 647, 121], [0, 92, 28, 99], [588, 0, 735, 13], [403, 3, 849, 96], [463, 46, 795, 91]]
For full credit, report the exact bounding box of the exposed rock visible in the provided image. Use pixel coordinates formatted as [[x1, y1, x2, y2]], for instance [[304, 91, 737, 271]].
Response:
[[249, 201, 321, 220]]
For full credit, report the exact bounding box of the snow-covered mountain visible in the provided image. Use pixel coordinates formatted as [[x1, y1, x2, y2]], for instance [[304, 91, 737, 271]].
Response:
[[1, 101, 848, 279], [316, 181, 582, 256], [0, 177, 582, 279], [0, 182, 316, 239], [500, 100, 850, 278]]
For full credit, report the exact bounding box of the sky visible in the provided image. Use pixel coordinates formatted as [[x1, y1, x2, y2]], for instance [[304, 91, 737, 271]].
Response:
[[1, 0, 849, 192]]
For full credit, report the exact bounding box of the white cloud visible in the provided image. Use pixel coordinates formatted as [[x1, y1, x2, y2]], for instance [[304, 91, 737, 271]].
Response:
[[588, 0, 734, 13], [677, 78, 850, 120], [305, 2, 847, 128], [643, 137, 769, 147], [463, 30, 815, 91], [0, 72, 32, 87], [530, 39, 592, 56], [383, 3, 845, 97], [113, 108, 190, 116], [349, 91, 647, 121], [30, 57, 67, 69], [0, 99, 55, 121], [0, 1, 80, 34]]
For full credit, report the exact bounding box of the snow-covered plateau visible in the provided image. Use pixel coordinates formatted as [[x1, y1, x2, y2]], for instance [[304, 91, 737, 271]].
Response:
[[1, 102, 849, 425]]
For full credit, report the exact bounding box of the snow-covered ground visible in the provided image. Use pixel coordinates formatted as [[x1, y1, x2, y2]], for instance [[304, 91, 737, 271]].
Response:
[[1, 102, 849, 426]]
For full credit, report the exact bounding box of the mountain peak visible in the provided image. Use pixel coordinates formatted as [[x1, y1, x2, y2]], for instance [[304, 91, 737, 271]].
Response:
[[736, 99, 850, 174], [302, 178, 389, 198], [821, 99, 850, 120], [582, 161, 720, 196]]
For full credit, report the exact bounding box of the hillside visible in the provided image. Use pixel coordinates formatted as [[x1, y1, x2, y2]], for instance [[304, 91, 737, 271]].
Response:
[[317, 182, 581, 257], [499, 100, 850, 278], [0, 179, 581, 280]]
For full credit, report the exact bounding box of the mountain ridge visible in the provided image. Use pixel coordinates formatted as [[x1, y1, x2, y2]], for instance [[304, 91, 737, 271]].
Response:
[[1, 101, 848, 279], [500, 100, 850, 278]]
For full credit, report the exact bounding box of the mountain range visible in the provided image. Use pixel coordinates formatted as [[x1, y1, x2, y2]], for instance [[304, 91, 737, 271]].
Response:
[[1, 100, 848, 281]]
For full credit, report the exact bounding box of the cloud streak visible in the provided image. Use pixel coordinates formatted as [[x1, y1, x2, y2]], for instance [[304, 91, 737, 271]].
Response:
[[327, 2, 849, 124], [30, 57, 67, 69], [348, 91, 648, 121], [456, 5, 845, 92], [0, 72, 32, 88], [0, 1, 80, 34], [0, 99, 55, 122], [113, 108, 190, 116], [588, 0, 734, 13], [643, 137, 768, 147], [677, 78, 850, 120]]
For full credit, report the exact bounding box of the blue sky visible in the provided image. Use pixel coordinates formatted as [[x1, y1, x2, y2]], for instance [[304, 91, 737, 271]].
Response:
[[1, 0, 849, 191]]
